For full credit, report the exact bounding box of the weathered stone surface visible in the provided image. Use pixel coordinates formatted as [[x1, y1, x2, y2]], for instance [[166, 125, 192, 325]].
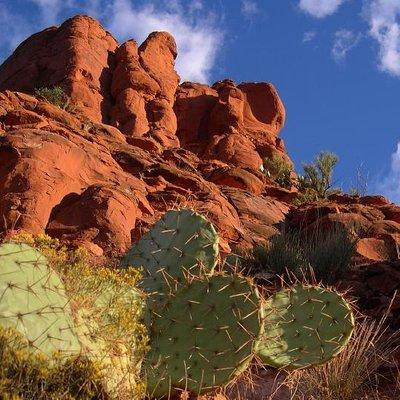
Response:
[[0, 15, 118, 123], [174, 78, 289, 170], [1, 15, 399, 275], [110, 32, 180, 147]]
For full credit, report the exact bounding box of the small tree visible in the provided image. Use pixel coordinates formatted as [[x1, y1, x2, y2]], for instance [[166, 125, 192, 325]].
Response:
[[298, 151, 339, 198], [263, 155, 293, 188], [34, 86, 76, 112]]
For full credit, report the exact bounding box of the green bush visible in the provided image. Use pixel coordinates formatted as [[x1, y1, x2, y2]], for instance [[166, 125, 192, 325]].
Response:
[[304, 224, 357, 284], [263, 154, 293, 188], [5, 233, 148, 400], [247, 229, 308, 277], [34, 86, 75, 111], [0, 326, 109, 399], [297, 151, 339, 198], [244, 224, 357, 285]]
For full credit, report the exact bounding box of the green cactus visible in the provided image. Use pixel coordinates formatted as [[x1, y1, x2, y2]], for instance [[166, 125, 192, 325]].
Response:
[[121, 209, 219, 297], [144, 273, 262, 398], [0, 242, 81, 357], [255, 284, 355, 369]]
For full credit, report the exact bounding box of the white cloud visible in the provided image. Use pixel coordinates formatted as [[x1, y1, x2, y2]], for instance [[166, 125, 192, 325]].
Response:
[[375, 142, 400, 204], [303, 30, 317, 43], [106, 0, 223, 83], [299, 0, 347, 18], [241, 0, 259, 17], [363, 0, 400, 76], [331, 29, 362, 62]]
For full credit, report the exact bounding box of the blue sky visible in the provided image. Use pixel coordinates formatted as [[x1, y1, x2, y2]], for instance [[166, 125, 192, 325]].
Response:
[[1, 0, 400, 203]]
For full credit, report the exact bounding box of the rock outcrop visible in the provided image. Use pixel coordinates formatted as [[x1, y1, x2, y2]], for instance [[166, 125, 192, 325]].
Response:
[[174, 80, 288, 170], [110, 32, 180, 147], [0, 15, 399, 279], [0, 16, 118, 123]]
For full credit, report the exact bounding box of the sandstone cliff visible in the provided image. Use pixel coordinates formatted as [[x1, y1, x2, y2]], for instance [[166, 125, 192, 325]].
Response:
[[1, 15, 400, 325]]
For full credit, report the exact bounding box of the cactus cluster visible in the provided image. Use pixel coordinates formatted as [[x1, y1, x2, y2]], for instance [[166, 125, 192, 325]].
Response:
[[121, 208, 219, 299], [0, 209, 356, 399], [120, 208, 356, 398]]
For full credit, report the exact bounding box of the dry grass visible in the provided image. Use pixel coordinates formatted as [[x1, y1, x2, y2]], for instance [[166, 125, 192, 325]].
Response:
[[286, 302, 400, 400]]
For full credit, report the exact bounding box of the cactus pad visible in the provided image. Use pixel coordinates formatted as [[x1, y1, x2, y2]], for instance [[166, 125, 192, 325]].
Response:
[[144, 274, 261, 397], [121, 209, 219, 296], [0, 242, 81, 357], [255, 285, 355, 369]]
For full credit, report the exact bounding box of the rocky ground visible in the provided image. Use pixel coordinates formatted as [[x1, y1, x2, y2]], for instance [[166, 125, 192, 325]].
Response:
[[1, 14, 400, 399]]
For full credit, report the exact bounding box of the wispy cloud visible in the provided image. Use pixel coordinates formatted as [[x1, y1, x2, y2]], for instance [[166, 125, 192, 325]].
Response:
[[374, 142, 400, 204], [303, 30, 317, 43], [363, 0, 400, 77], [331, 29, 362, 62], [106, 0, 223, 83], [241, 0, 259, 17], [299, 0, 347, 18]]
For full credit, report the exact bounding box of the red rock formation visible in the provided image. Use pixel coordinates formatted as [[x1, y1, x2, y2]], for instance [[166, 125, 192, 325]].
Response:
[[1, 15, 399, 277], [110, 32, 180, 147], [174, 79, 288, 170], [0, 15, 118, 123], [0, 90, 288, 255]]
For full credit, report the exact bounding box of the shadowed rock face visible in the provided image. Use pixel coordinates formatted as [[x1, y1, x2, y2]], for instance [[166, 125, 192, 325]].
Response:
[[0, 15, 399, 272]]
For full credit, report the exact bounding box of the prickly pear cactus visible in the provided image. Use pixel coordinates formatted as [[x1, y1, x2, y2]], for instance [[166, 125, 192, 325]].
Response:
[[121, 209, 219, 296], [0, 242, 81, 357], [255, 285, 355, 369], [144, 274, 262, 398]]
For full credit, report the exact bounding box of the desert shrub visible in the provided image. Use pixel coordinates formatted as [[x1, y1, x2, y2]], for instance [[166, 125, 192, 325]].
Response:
[[297, 151, 339, 198], [287, 313, 400, 400], [34, 86, 76, 112], [263, 154, 293, 188], [292, 187, 321, 206], [243, 224, 356, 285], [349, 163, 369, 197], [304, 224, 357, 284], [5, 233, 149, 400], [245, 229, 308, 277], [0, 326, 109, 399]]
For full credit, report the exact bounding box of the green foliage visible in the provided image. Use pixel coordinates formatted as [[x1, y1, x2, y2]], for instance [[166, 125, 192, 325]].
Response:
[[144, 273, 262, 397], [0, 326, 109, 399], [292, 187, 322, 207], [263, 154, 293, 188], [255, 285, 355, 369], [34, 86, 76, 112], [247, 230, 308, 277], [243, 224, 357, 285], [297, 151, 339, 199], [5, 233, 148, 400], [304, 224, 357, 285]]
